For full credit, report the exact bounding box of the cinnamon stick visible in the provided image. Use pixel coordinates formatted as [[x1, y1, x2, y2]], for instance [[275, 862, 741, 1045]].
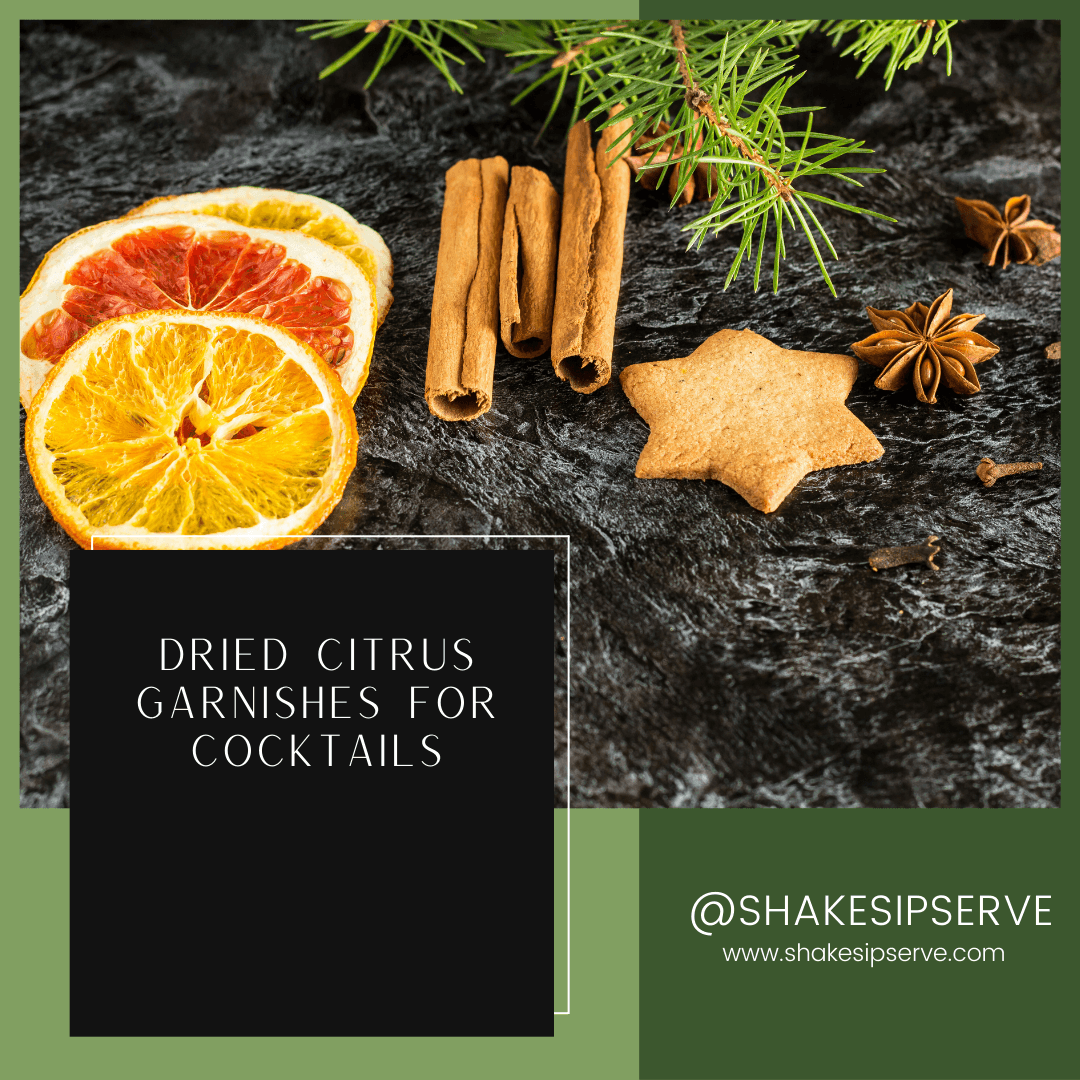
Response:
[[551, 115, 631, 393], [626, 121, 706, 205], [425, 156, 509, 421], [656, 121, 695, 206], [627, 120, 716, 203], [500, 166, 561, 359], [626, 122, 673, 192]]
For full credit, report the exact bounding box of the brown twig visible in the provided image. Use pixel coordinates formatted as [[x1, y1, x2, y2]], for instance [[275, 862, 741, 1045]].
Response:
[[365, 20, 391, 34], [552, 23, 628, 68], [668, 19, 792, 202]]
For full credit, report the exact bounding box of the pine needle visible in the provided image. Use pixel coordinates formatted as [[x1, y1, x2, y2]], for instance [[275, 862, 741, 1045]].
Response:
[[298, 18, 952, 294]]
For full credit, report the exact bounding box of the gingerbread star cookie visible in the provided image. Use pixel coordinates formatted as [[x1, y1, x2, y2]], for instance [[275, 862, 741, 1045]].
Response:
[[619, 329, 884, 512]]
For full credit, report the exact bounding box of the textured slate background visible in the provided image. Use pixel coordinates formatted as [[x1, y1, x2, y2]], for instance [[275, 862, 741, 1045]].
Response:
[[20, 21, 1059, 808]]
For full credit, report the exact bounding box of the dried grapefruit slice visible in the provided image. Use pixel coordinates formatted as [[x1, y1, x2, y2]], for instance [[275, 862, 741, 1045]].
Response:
[[20, 212, 376, 408], [125, 187, 393, 328], [25, 311, 358, 550]]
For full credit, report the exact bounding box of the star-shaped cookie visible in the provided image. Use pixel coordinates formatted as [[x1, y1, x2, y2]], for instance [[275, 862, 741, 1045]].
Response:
[[619, 329, 883, 512]]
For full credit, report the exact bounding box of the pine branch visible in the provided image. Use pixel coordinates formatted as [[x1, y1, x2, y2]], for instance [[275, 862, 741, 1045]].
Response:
[[668, 19, 791, 205], [297, 19, 481, 89], [816, 19, 958, 89], [299, 19, 958, 294]]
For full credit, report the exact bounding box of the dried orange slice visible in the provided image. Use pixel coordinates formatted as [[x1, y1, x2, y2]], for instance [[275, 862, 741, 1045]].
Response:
[[25, 311, 358, 550], [125, 187, 394, 328], [20, 212, 376, 408]]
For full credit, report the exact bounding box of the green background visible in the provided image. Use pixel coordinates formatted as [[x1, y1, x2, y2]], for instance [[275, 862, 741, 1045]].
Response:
[[3, 810, 637, 1077], [9, 4, 1067, 1079], [556, 808, 570, 1012], [9, 7, 637, 1076], [632, 5, 1071, 1077]]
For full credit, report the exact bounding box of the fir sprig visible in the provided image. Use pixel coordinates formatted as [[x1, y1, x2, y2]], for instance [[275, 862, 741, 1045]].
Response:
[[300, 18, 957, 294], [797, 19, 958, 90], [298, 19, 482, 91]]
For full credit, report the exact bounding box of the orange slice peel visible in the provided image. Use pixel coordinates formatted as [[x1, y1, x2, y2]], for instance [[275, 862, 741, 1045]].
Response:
[[20, 212, 377, 408], [124, 186, 394, 328], [26, 311, 358, 550]]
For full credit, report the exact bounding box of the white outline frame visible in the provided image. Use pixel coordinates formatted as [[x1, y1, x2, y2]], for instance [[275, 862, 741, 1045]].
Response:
[[91, 531, 573, 1016]]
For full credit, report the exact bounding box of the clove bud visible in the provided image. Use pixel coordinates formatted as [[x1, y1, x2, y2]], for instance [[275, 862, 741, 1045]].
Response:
[[976, 457, 1043, 488], [868, 536, 941, 572]]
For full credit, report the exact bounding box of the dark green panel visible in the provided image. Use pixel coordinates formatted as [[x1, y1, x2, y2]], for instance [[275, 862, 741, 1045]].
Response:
[[640, 809, 1075, 1079], [637, 4, 1030, 18]]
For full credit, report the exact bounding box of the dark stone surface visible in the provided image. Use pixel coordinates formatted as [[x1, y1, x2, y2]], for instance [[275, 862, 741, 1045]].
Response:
[[20, 21, 1059, 808]]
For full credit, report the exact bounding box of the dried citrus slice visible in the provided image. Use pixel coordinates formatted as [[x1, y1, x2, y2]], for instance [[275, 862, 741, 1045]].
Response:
[[20, 212, 376, 408], [25, 311, 358, 550], [125, 187, 394, 328]]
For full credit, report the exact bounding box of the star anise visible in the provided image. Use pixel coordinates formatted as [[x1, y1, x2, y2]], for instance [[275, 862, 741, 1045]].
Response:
[[955, 195, 1061, 267], [851, 288, 999, 404]]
